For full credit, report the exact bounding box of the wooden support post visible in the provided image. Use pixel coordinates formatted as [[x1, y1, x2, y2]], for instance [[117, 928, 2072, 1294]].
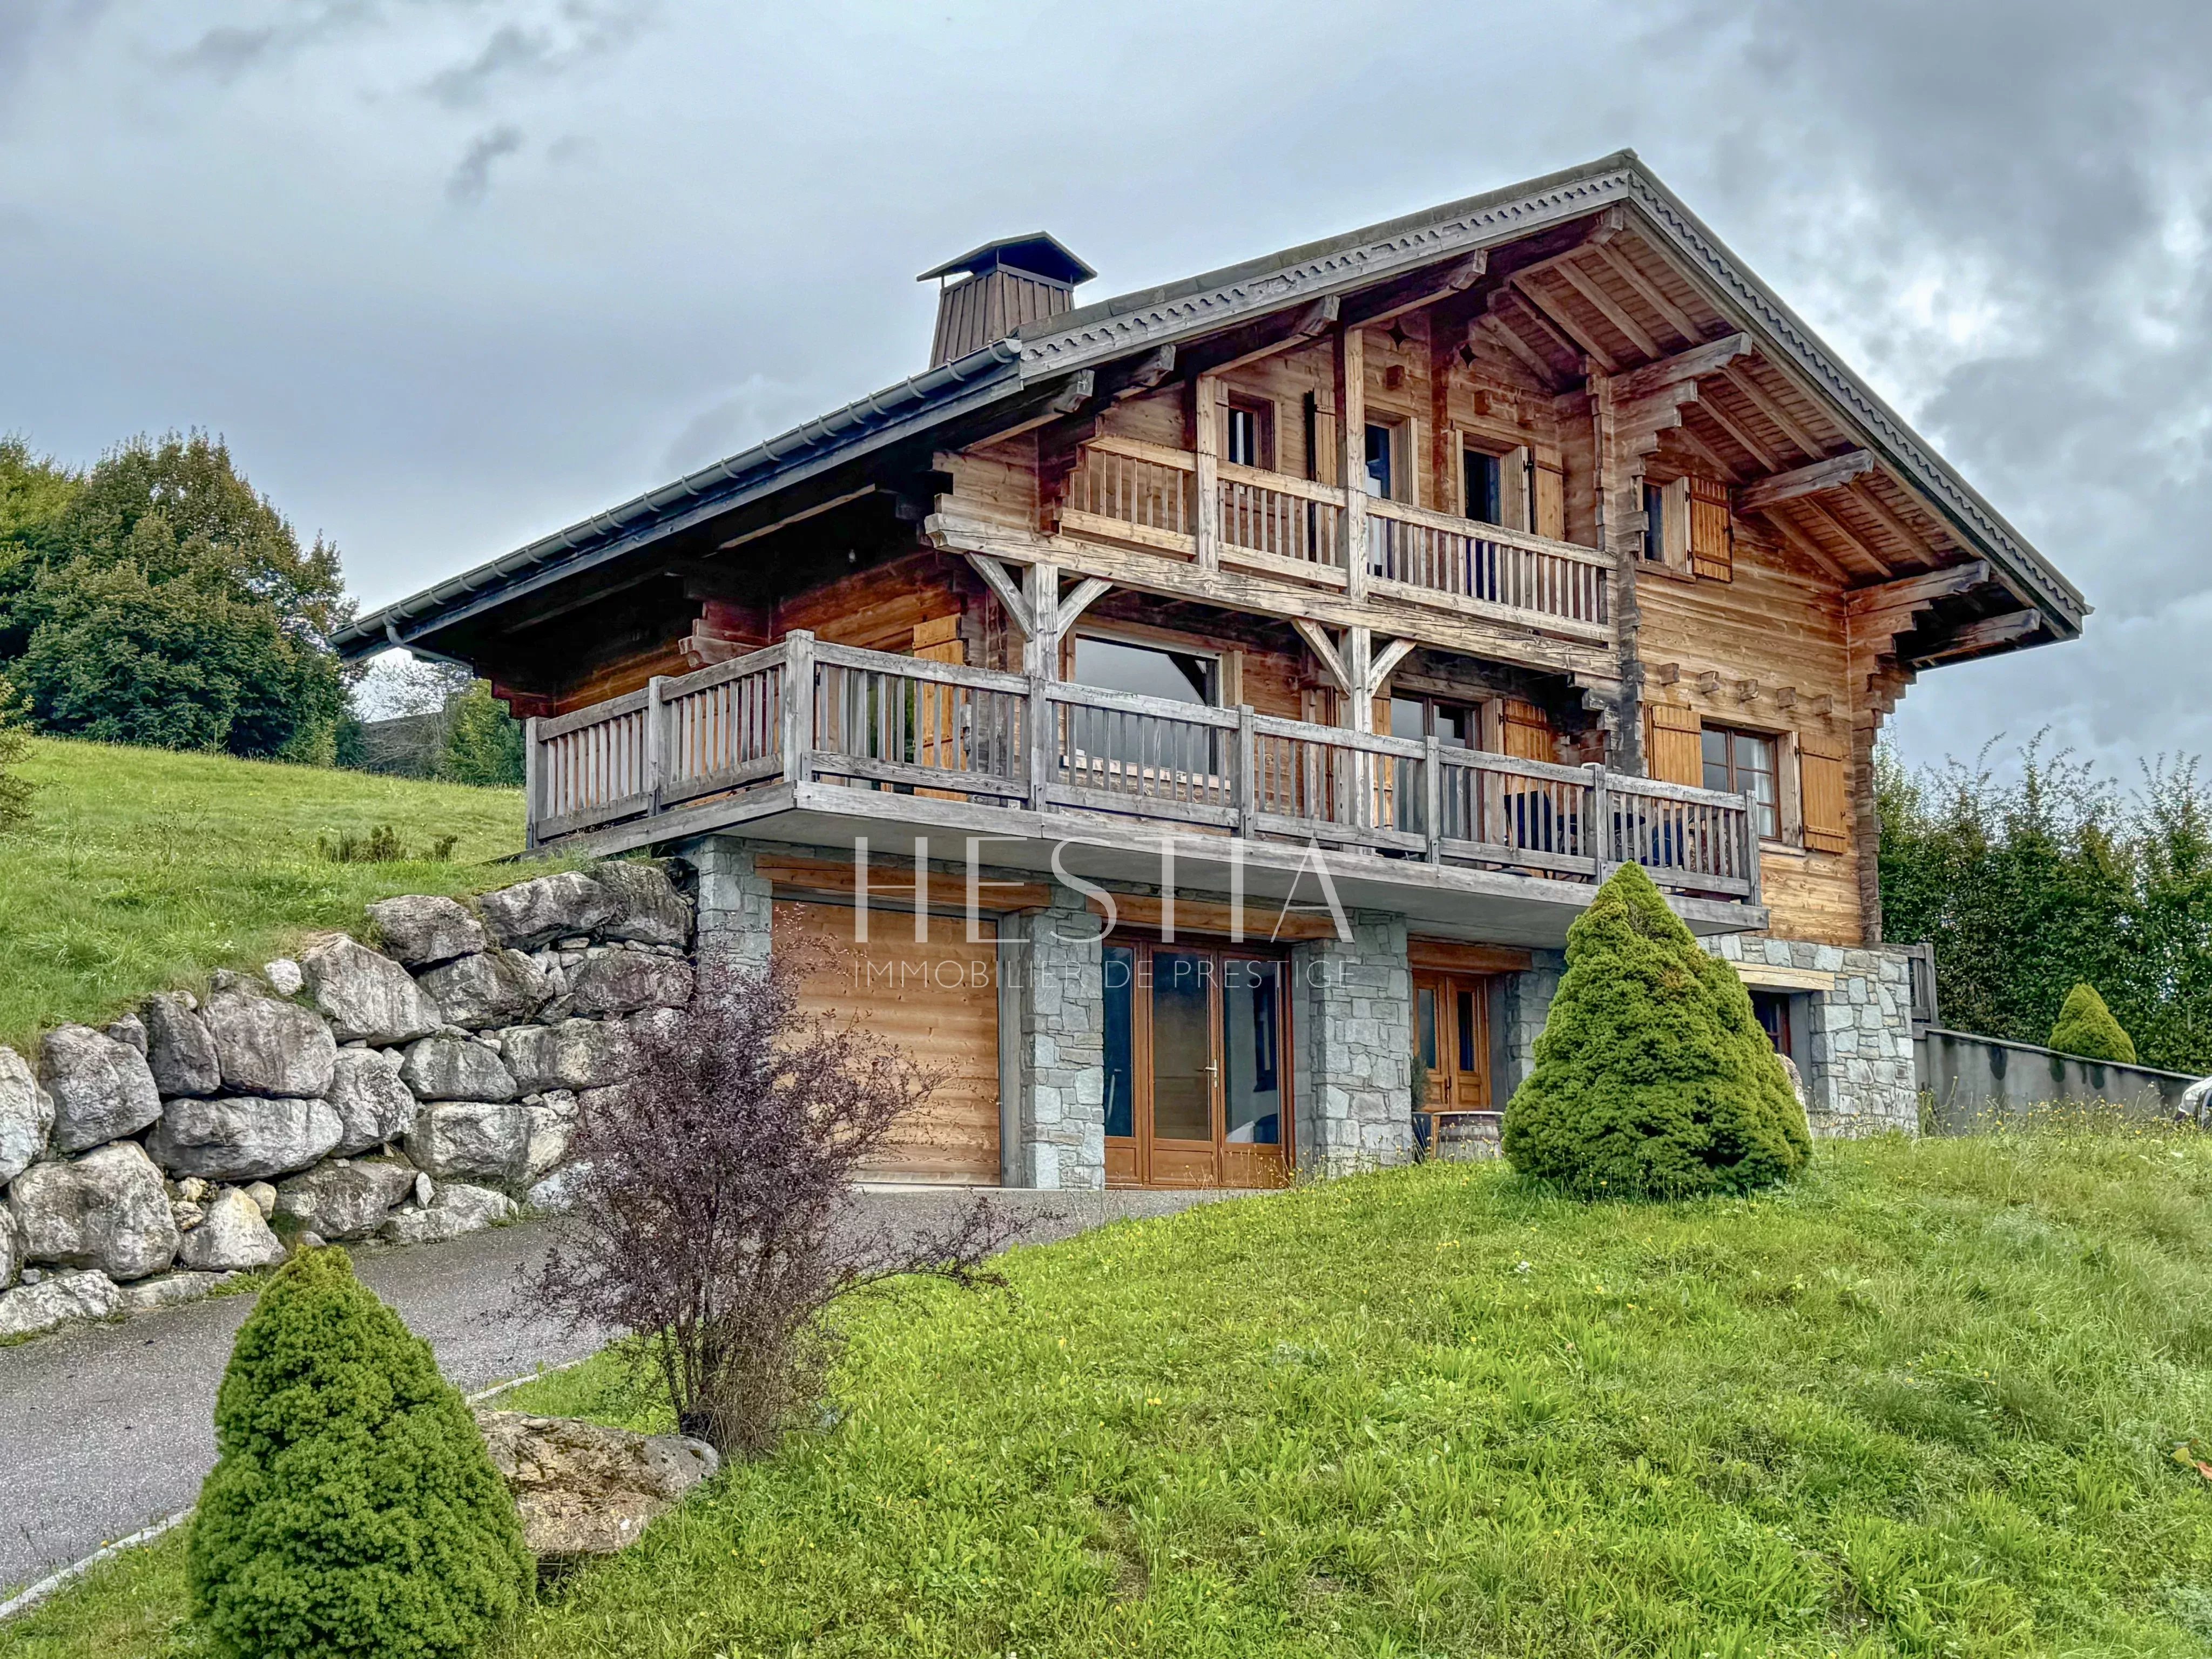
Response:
[[780, 630, 815, 786], [1587, 763, 1610, 879], [1028, 679, 1054, 813], [1022, 561, 1061, 678], [1344, 626, 1373, 732], [644, 676, 667, 813], [1337, 325, 1368, 599], [1423, 734, 1442, 864], [1743, 786, 1765, 907], [522, 716, 541, 851], [1235, 704, 1257, 839], [1193, 373, 1222, 572]]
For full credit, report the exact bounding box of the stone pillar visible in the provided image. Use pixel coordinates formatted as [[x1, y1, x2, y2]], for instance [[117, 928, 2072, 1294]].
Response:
[[1010, 888, 1105, 1190], [684, 835, 773, 968], [1291, 911, 1413, 1174], [1703, 935, 1919, 1136], [1496, 950, 1566, 1099]]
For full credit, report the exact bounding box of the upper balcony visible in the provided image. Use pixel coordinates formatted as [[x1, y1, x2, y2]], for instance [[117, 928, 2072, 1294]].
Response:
[[521, 634, 1766, 947]]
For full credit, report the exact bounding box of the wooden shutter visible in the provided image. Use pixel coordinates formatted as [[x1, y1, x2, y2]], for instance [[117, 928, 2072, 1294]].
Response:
[[1500, 445, 1532, 531], [1688, 475, 1732, 582], [1500, 698, 1555, 763], [1533, 458, 1566, 540], [1799, 734, 1850, 854], [1645, 702, 1703, 787]]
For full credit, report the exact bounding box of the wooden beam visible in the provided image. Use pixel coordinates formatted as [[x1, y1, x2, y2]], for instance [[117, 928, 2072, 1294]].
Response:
[[1903, 610, 2044, 666], [1054, 576, 1111, 636], [1719, 366, 1825, 461], [1667, 419, 1745, 483], [1793, 498, 1893, 578], [1344, 251, 1488, 327], [1846, 561, 1990, 621], [1552, 256, 1663, 359], [1184, 295, 1340, 377], [1694, 394, 1785, 473], [1507, 272, 1620, 372], [1045, 369, 1095, 416], [963, 553, 1033, 634], [1489, 289, 1590, 376], [1588, 240, 1702, 345], [1756, 505, 1853, 583], [1613, 333, 1753, 405], [714, 485, 878, 551], [1844, 478, 1939, 564], [1338, 325, 1369, 601], [1734, 449, 1875, 514], [1117, 345, 1176, 397], [1292, 618, 1350, 693], [1368, 636, 1418, 693], [1472, 314, 1561, 388], [1193, 372, 1222, 571]]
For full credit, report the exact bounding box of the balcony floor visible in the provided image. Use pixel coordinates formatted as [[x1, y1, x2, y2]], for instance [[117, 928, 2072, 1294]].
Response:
[[547, 779, 1766, 949]]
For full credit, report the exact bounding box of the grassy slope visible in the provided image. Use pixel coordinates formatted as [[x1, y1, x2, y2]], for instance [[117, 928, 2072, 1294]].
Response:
[[14, 1133, 2212, 1657], [0, 737, 529, 1051]]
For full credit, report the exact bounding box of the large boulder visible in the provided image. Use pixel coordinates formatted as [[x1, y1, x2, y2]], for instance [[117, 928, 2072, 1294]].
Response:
[[478, 873, 616, 950], [299, 934, 441, 1046], [0, 1269, 119, 1339], [177, 1186, 288, 1272], [275, 1158, 419, 1240], [201, 975, 339, 1098], [141, 993, 221, 1097], [521, 1092, 577, 1183], [473, 1410, 718, 1558], [0, 1205, 18, 1288], [500, 1020, 636, 1094], [146, 1096, 343, 1182], [568, 952, 694, 1018], [594, 862, 693, 948], [117, 1270, 234, 1314], [408, 1103, 530, 1184], [416, 950, 551, 1031], [366, 894, 488, 968], [400, 1035, 518, 1103], [379, 1182, 514, 1245], [329, 1047, 416, 1155], [0, 1045, 54, 1186], [10, 1142, 179, 1281], [41, 1024, 163, 1155]]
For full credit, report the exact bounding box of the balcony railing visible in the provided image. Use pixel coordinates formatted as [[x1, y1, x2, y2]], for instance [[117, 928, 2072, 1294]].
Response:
[[527, 635, 1762, 905], [1057, 436, 1611, 643]]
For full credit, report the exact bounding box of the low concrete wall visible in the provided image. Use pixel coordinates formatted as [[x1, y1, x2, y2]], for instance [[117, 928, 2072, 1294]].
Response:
[[1914, 1027, 2204, 1130]]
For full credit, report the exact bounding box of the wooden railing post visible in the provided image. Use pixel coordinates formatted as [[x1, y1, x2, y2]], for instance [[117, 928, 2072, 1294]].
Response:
[[1587, 763, 1611, 881], [522, 716, 542, 851], [644, 676, 667, 815], [1028, 678, 1054, 813], [1193, 374, 1222, 572], [1235, 703, 1257, 839], [1742, 786, 1764, 907], [780, 631, 815, 787], [1337, 325, 1368, 599], [1423, 734, 1442, 863]]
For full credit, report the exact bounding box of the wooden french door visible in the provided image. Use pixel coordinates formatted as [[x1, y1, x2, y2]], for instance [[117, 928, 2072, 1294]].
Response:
[[1104, 940, 1294, 1189], [1413, 972, 1494, 1125]]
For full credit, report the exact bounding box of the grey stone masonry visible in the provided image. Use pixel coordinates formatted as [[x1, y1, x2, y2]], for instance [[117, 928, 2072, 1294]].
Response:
[[686, 836, 774, 968], [1291, 912, 1414, 1174], [1011, 890, 1106, 1190], [1703, 935, 1918, 1135], [1496, 950, 1565, 1102]]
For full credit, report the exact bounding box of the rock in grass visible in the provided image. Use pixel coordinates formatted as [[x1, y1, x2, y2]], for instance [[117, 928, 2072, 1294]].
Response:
[[416, 950, 550, 1031], [177, 1188, 288, 1272], [407, 1102, 529, 1184], [201, 975, 338, 1098], [146, 1096, 344, 1182], [379, 1182, 515, 1245], [141, 993, 221, 1098], [299, 934, 442, 1046], [328, 1047, 415, 1155], [10, 1142, 180, 1281], [477, 872, 616, 950], [0, 1046, 55, 1187], [473, 1408, 718, 1558], [276, 1158, 418, 1241], [0, 1269, 119, 1339], [365, 894, 487, 969], [40, 1024, 163, 1155], [399, 1035, 517, 1103]]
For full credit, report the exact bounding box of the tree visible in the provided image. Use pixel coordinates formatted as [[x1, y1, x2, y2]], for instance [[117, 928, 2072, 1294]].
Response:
[[525, 954, 1024, 1456], [0, 431, 352, 762], [188, 1248, 531, 1658], [2048, 982, 2137, 1065], [440, 680, 525, 787], [1502, 862, 1812, 1199], [0, 673, 33, 836]]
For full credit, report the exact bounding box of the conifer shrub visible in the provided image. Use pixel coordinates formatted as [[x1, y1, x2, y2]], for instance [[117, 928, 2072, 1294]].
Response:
[[1502, 862, 1812, 1198], [2048, 981, 2138, 1065], [187, 1247, 531, 1659]]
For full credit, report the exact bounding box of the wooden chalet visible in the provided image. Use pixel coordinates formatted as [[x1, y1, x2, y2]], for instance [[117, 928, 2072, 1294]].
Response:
[[335, 151, 2085, 1189]]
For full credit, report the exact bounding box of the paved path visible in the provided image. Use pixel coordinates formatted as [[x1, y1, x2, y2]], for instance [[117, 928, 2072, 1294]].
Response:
[[0, 1186, 1242, 1593]]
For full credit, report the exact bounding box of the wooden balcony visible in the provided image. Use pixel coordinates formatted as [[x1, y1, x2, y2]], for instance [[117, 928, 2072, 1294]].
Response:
[[1058, 436, 1612, 645], [524, 635, 1765, 945]]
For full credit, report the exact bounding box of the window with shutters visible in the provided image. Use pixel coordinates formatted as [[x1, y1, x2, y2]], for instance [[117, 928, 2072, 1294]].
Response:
[[1798, 736, 1851, 854], [1644, 703, 1703, 788], [1702, 725, 1779, 839], [1687, 475, 1732, 581]]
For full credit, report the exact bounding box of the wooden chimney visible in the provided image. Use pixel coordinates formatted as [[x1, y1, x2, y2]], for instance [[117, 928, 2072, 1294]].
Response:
[[919, 233, 1095, 366]]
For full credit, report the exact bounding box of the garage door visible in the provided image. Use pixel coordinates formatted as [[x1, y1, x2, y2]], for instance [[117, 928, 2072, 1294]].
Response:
[[772, 899, 1001, 1184]]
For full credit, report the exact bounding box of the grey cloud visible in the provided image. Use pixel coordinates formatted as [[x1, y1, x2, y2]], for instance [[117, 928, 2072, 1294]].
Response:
[[446, 123, 523, 204], [422, 1, 659, 107]]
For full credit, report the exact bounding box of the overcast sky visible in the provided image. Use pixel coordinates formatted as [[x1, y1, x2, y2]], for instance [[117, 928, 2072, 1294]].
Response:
[[4, 1, 2207, 777]]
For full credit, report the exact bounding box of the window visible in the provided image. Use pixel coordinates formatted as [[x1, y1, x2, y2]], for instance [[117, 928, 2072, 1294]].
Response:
[[1642, 480, 1667, 561], [1702, 725, 1779, 839], [1464, 449, 1502, 526], [1389, 694, 1481, 750], [1074, 635, 1216, 705], [1071, 635, 1219, 775], [1225, 397, 1273, 469], [1364, 422, 1394, 499]]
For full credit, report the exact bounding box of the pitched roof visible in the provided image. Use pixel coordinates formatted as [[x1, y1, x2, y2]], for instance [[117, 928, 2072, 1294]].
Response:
[[334, 150, 2083, 659]]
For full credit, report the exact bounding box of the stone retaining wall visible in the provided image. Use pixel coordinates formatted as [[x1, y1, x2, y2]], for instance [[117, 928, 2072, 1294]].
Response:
[[0, 862, 696, 1340]]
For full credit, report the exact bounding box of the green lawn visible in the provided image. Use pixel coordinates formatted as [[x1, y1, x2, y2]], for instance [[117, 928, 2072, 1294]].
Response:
[[0, 737, 531, 1051], [14, 1131, 2212, 1656]]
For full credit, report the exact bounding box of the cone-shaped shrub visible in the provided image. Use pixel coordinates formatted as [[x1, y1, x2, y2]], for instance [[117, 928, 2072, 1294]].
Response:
[[2048, 981, 2137, 1065], [187, 1247, 531, 1658], [1502, 862, 1812, 1198]]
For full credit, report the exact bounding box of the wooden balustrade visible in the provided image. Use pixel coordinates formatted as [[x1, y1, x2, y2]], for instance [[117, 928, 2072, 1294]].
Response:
[[1060, 436, 1195, 554], [1365, 495, 1610, 638], [527, 639, 1758, 902], [1216, 460, 1345, 582]]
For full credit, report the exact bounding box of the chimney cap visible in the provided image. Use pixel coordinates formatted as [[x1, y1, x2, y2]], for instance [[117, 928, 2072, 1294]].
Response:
[[918, 232, 1095, 288]]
